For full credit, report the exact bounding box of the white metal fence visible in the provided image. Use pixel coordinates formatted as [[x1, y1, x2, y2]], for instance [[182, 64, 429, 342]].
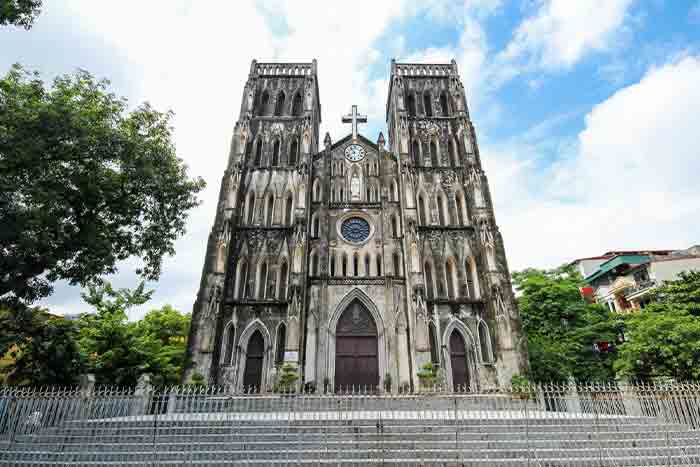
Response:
[[1, 382, 700, 465]]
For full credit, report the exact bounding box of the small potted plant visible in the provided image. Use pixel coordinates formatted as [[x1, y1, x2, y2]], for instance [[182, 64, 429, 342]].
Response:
[[383, 373, 392, 393], [417, 363, 439, 392], [274, 363, 299, 394]]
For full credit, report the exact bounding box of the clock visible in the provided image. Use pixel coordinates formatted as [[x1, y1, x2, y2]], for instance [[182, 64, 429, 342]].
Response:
[[344, 144, 366, 162]]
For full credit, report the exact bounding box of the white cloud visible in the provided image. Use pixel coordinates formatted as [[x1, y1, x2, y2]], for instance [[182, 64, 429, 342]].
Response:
[[486, 55, 700, 271], [498, 0, 635, 72]]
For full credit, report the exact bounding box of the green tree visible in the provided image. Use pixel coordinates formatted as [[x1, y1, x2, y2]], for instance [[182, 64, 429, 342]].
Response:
[[513, 265, 621, 383], [615, 271, 700, 381], [0, 304, 83, 385], [0, 65, 205, 305], [0, 0, 41, 29]]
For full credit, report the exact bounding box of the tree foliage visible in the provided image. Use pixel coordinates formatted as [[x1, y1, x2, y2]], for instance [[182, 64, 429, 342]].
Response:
[[0, 0, 41, 29], [0, 65, 205, 304], [513, 265, 621, 383], [615, 271, 700, 381]]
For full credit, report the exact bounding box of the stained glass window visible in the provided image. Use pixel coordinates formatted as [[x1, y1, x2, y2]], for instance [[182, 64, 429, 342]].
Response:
[[341, 217, 370, 243]]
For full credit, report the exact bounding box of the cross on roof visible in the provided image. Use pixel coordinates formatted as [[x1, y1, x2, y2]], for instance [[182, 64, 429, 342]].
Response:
[[342, 105, 367, 142]]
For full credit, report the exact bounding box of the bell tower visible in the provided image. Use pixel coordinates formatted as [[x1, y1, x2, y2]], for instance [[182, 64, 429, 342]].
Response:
[[387, 59, 528, 387], [185, 60, 320, 386]]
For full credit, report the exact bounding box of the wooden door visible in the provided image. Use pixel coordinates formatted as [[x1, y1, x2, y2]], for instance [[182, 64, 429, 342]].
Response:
[[243, 330, 264, 391], [450, 331, 470, 391], [335, 299, 379, 392]]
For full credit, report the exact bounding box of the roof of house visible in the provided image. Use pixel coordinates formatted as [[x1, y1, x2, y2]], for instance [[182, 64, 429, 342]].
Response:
[[584, 254, 651, 284]]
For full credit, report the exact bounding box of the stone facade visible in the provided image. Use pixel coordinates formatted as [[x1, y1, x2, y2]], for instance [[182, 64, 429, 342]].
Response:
[[183, 59, 528, 391]]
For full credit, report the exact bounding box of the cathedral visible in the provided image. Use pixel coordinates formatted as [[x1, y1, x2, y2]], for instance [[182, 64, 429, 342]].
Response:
[[184, 59, 528, 392]]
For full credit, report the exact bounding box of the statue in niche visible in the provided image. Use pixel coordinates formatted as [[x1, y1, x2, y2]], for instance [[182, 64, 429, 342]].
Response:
[[350, 172, 361, 200]]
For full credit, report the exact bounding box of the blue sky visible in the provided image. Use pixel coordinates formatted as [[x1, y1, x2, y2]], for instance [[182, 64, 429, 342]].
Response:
[[2, 0, 700, 317]]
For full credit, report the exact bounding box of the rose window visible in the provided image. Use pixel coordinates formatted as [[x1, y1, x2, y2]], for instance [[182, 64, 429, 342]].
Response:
[[341, 217, 370, 243]]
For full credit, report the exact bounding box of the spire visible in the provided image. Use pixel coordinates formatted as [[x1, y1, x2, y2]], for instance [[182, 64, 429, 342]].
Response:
[[324, 132, 332, 149], [377, 132, 385, 149]]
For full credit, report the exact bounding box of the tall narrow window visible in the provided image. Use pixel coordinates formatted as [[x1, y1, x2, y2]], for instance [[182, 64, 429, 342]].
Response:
[[412, 140, 420, 166], [330, 255, 336, 276], [423, 92, 432, 117], [366, 187, 371, 202], [279, 262, 288, 299], [391, 180, 398, 202], [312, 215, 320, 237], [392, 216, 398, 237], [364, 255, 370, 277], [456, 194, 465, 226], [448, 139, 457, 167], [259, 263, 268, 299], [479, 321, 492, 362], [340, 187, 344, 201], [237, 261, 248, 299], [418, 196, 427, 225], [376, 255, 382, 276], [393, 253, 401, 276], [224, 324, 235, 364], [406, 94, 416, 117], [246, 263, 255, 298], [285, 195, 293, 225], [430, 141, 438, 167], [275, 91, 285, 116], [342, 254, 348, 276], [266, 196, 274, 226], [353, 254, 359, 277], [440, 92, 449, 117], [255, 140, 263, 166], [425, 262, 434, 300], [259, 91, 269, 116], [311, 253, 319, 275], [246, 192, 255, 224], [272, 140, 280, 166], [446, 260, 456, 299], [275, 324, 286, 365], [292, 92, 302, 116], [437, 195, 446, 225], [429, 324, 439, 365], [289, 140, 298, 165]]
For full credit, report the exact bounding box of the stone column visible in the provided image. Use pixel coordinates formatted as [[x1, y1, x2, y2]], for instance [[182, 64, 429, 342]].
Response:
[[397, 324, 410, 390], [304, 312, 317, 385]]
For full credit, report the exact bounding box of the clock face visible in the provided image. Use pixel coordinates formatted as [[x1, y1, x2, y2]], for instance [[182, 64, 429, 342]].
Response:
[[344, 144, 366, 162]]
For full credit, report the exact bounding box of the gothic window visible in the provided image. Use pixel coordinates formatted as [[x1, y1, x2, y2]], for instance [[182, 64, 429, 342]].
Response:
[[330, 255, 336, 276], [279, 262, 288, 299], [272, 140, 280, 166], [448, 138, 458, 167], [275, 323, 286, 365], [284, 194, 293, 225], [430, 141, 439, 167], [406, 93, 416, 117], [418, 195, 427, 225], [429, 323, 439, 365], [478, 321, 493, 363], [342, 254, 348, 276], [440, 92, 449, 117], [246, 192, 255, 225], [292, 92, 303, 116], [340, 163, 345, 176], [412, 140, 420, 166], [265, 195, 274, 226], [393, 252, 402, 276], [376, 255, 382, 276], [437, 195, 446, 226], [275, 91, 285, 116], [364, 254, 370, 276], [446, 259, 458, 299], [466, 257, 480, 299], [391, 215, 398, 237], [341, 217, 370, 243], [313, 180, 321, 202], [255, 140, 263, 166], [424, 261, 435, 300], [390, 180, 398, 202], [366, 186, 371, 202], [259, 91, 269, 116], [456, 193, 465, 226], [259, 262, 269, 299], [339, 187, 344, 201], [423, 92, 433, 117], [312, 214, 320, 237], [246, 262, 255, 298], [353, 254, 359, 277], [312, 252, 319, 276], [237, 261, 248, 299], [289, 139, 298, 165], [223, 323, 235, 365]]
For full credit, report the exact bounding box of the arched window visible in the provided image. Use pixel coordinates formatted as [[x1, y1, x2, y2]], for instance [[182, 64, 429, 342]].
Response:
[[342, 254, 348, 276], [223, 324, 235, 364], [437, 195, 446, 226], [353, 254, 359, 277], [364, 255, 370, 276], [279, 262, 288, 299], [284, 194, 293, 225], [424, 261, 435, 300], [429, 323, 439, 365], [440, 92, 449, 117], [289, 139, 298, 165], [265, 195, 274, 226], [275, 91, 285, 116], [418, 195, 427, 225], [339, 187, 344, 201], [479, 321, 493, 363], [430, 141, 439, 167], [254, 140, 263, 166], [275, 323, 286, 365], [340, 163, 344, 176], [246, 192, 255, 225], [259, 91, 269, 116], [237, 261, 248, 299], [406, 93, 416, 117], [330, 255, 336, 276], [292, 92, 303, 116], [393, 253, 402, 276], [448, 139, 457, 167], [312, 214, 320, 237], [259, 262, 268, 299], [313, 181, 321, 202], [392, 215, 398, 237], [366, 186, 371, 202], [390, 180, 398, 202], [246, 262, 255, 298], [466, 257, 480, 299], [272, 140, 280, 166], [456, 193, 465, 226], [423, 92, 432, 117], [376, 255, 382, 276], [412, 140, 421, 166], [446, 260, 457, 299]]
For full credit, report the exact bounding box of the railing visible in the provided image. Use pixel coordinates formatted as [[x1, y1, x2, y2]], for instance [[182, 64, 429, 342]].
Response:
[[255, 62, 314, 76], [394, 63, 455, 77], [2, 382, 700, 465]]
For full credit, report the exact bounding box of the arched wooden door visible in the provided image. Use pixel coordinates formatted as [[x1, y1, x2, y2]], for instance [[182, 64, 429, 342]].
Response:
[[243, 330, 264, 391], [335, 299, 379, 392], [450, 330, 471, 391]]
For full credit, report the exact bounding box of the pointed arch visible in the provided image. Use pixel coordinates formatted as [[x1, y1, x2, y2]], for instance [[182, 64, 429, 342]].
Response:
[[440, 91, 450, 117], [258, 90, 269, 116], [275, 322, 287, 365], [441, 320, 478, 392], [289, 139, 298, 165], [278, 261, 289, 299], [221, 321, 236, 365], [423, 91, 433, 117], [292, 92, 303, 116], [478, 320, 494, 363], [275, 91, 285, 116], [406, 93, 416, 117], [284, 193, 294, 225], [236, 319, 272, 391]]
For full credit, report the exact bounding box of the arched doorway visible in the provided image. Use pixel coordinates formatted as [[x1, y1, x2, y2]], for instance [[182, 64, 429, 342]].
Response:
[[335, 299, 379, 392], [449, 330, 470, 391], [243, 330, 264, 391]]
